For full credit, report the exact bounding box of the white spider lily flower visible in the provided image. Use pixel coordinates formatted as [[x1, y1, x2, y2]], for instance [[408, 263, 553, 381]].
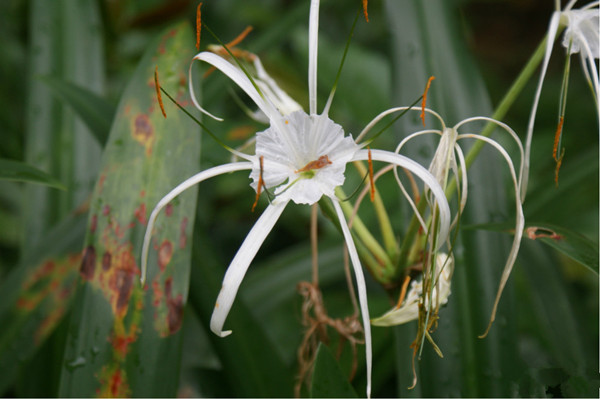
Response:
[[361, 107, 525, 334], [371, 253, 453, 327], [522, 0, 599, 199], [141, 1, 452, 397]]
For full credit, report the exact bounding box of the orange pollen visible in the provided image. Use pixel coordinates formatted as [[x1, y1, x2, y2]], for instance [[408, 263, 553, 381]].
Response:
[[368, 147, 375, 202], [553, 116, 564, 161], [295, 155, 332, 173], [554, 148, 565, 187], [395, 275, 411, 308], [421, 76, 435, 126], [252, 156, 265, 212], [362, 0, 370, 22], [196, 3, 202, 51], [154, 66, 166, 118], [226, 26, 253, 48]]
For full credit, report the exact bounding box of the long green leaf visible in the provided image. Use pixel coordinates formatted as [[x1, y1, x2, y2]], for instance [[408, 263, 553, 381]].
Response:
[[188, 228, 295, 397], [0, 158, 66, 190], [39, 76, 115, 147], [385, 0, 520, 396], [23, 0, 104, 250], [466, 222, 599, 275], [310, 343, 358, 398], [58, 22, 200, 397]]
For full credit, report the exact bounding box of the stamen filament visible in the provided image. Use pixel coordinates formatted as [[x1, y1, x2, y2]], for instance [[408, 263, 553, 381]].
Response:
[[368, 147, 375, 202], [395, 275, 411, 308]]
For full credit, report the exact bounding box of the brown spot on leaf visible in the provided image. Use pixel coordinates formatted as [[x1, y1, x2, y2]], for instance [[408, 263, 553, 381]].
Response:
[[102, 251, 112, 271], [80, 246, 96, 280], [132, 114, 155, 155], [158, 240, 173, 271], [114, 269, 134, 316], [134, 202, 147, 225], [179, 217, 188, 249], [90, 214, 97, 233], [165, 203, 173, 217], [164, 278, 184, 334]]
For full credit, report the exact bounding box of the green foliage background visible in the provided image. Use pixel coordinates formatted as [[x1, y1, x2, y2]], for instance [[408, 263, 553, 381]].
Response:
[[0, 0, 597, 397]]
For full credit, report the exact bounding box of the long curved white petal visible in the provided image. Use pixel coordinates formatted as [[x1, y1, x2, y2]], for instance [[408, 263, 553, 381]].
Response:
[[189, 51, 280, 123], [354, 149, 451, 249], [308, 0, 320, 115], [457, 134, 525, 337], [523, 11, 561, 201], [393, 129, 442, 232], [140, 162, 253, 285], [210, 200, 289, 337], [356, 106, 445, 143], [332, 199, 372, 399]]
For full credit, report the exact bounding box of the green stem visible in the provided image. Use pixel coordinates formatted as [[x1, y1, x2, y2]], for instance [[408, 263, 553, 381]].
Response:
[[352, 161, 400, 262]]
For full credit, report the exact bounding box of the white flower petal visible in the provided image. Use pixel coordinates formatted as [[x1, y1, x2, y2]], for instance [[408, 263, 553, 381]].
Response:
[[353, 149, 451, 249], [371, 253, 453, 326], [356, 106, 445, 144], [332, 199, 372, 399], [141, 162, 253, 285], [210, 201, 289, 337], [250, 111, 360, 205], [457, 134, 525, 337], [189, 51, 281, 123], [562, 9, 599, 58]]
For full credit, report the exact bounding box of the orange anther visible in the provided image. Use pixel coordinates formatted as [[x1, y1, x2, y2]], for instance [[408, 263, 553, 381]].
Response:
[[196, 3, 202, 51], [368, 147, 375, 202], [362, 0, 369, 22], [295, 155, 332, 173], [395, 275, 411, 308], [154, 66, 166, 118], [552, 116, 564, 161], [252, 156, 265, 212], [226, 26, 253, 48], [421, 76, 435, 126]]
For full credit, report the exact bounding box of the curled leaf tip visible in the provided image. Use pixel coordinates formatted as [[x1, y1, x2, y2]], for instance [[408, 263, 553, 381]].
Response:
[[362, 0, 369, 22], [196, 3, 202, 50], [421, 76, 435, 126], [154, 66, 167, 118]]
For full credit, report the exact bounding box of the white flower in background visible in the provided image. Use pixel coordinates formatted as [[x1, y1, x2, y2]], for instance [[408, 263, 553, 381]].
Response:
[[358, 107, 524, 334], [371, 253, 453, 327], [141, 1, 452, 397], [522, 0, 599, 199]]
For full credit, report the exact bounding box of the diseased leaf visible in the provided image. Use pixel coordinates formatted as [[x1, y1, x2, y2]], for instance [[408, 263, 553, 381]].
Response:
[[310, 343, 358, 398], [40, 76, 115, 147], [0, 158, 66, 190], [58, 23, 200, 397], [0, 213, 86, 395]]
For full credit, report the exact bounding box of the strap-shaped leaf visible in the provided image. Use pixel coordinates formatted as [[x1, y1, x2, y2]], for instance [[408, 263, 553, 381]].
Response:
[[0, 159, 66, 190], [40, 76, 115, 147], [58, 22, 200, 397]]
